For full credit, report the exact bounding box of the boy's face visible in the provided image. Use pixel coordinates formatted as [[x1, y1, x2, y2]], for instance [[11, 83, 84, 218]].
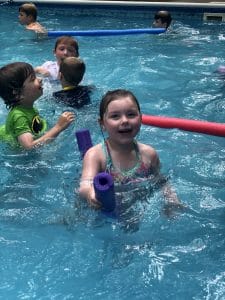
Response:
[[20, 73, 43, 105], [54, 43, 78, 64], [153, 18, 167, 29], [18, 11, 30, 25]]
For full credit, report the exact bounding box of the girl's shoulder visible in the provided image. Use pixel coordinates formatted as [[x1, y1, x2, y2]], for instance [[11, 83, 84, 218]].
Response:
[[83, 143, 106, 172], [84, 143, 105, 160], [137, 142, 159, 166], [137, 142, 158, 156]]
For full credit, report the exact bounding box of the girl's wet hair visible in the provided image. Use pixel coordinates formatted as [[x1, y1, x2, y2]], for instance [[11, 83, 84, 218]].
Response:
[[99, 89, 141, 121], [0, 62, 35, 109]]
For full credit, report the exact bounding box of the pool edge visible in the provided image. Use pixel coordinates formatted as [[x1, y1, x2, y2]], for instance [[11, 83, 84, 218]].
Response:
[[4, 0, 225, 9]]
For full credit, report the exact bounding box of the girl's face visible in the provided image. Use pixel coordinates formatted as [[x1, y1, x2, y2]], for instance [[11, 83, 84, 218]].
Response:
[[54, 43, 77, 63], [102, 97, 141, 144], [20, 73, 43, 106]]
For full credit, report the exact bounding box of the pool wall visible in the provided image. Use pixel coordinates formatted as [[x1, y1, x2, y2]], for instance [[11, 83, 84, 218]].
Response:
[[3, 0, 225, 7], [2, 0, 225, 13]]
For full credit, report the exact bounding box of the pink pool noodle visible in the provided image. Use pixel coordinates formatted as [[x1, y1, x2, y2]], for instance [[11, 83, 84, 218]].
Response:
[[141, 114, 225, 137]]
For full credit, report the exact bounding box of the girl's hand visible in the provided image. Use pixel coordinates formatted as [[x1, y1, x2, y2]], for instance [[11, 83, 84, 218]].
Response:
[[87, 190, 102, 210], [162, 182, 186, 218], [79, 179, 102, 210]]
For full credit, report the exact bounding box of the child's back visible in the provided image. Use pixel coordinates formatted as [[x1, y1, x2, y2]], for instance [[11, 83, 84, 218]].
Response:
[[53, 57, 92, 108]]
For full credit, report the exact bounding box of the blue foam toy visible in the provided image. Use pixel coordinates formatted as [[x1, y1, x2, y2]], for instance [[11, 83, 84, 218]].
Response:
[[75, 129, 93, 158], [48, 28, 166, 37], [94, 172, 116, 213]]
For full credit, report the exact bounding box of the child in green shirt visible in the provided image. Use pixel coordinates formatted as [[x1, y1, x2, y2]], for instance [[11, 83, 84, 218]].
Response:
[[0, 61, 75, 149]]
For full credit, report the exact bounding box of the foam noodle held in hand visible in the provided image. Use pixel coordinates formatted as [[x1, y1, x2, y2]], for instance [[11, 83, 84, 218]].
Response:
[[75, 129, 93, 158], [94, 172, 116, 213]]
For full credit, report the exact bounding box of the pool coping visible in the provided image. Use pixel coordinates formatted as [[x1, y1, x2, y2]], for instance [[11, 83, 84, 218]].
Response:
[[6, 0, 225, 8]]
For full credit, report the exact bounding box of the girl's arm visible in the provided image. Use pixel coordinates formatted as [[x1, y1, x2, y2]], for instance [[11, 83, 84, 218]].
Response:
[[152, 151, 181, 205], [142, 144, 183, 214], [18, 111, 75, 149], [78, 144, 103, 209], [152, 151, 185, 216]]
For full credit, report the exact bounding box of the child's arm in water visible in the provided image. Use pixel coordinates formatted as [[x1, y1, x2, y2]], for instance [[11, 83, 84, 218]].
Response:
[[78, 144, 103, 209], [18, 111, 75, 149], [142, 143, 183, 214], [35, 66, 51, 77], [154, 159, 184, 217], [161, 181, 185, 218]]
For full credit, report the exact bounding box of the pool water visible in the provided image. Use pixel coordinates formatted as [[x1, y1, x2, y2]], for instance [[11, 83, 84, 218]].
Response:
[[0, 3, 225, 299]]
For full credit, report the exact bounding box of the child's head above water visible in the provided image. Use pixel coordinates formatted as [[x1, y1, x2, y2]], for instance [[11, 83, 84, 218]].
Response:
[[18, 2, 46, 34], [54, 36, 79, 63], [19, 2, 38, 23], [99, 89, 141, 122], [153, 10, 172, 29], [0, 62, 36, 108], [59, 57, 85, 86]]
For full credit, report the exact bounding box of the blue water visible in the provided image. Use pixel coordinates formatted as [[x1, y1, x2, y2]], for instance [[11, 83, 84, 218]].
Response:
[[0, 3, 225, 300]]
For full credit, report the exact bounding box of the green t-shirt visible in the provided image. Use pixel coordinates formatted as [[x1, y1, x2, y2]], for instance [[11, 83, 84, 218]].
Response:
[[0, 106, 47, 146]]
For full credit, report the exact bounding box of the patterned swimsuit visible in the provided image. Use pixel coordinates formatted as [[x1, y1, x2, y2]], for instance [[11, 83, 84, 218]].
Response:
[[102, 140, 151, 185]]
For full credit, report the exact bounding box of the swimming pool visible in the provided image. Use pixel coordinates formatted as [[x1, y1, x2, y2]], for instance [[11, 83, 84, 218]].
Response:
[[0, 1, 225, 299]]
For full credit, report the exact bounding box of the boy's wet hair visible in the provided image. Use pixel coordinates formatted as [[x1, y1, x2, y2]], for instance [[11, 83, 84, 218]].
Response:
[[154, 10, 172, 28], [19, 3, 38, 21], [59, 57, 85, 85], [0, 62, 35, 109], [55, 36, 79, 57], [99, 89, 141, 121]]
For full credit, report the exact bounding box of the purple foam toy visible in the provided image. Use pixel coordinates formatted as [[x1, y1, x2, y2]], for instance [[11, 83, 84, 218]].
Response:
[[217, 65, 225, 74], [75, 129, 93, 158], [94, 172, 116, 212]]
